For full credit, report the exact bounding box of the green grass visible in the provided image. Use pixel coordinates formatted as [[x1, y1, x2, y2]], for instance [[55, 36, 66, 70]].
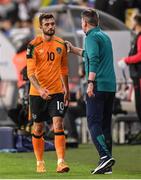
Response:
[[0, 144, 141, 179]]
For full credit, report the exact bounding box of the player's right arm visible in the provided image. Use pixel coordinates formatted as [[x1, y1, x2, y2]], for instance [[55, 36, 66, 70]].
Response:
[[59, 43, 69, 106], [29, 75, 51, 100], [26, 43, 51, 100]]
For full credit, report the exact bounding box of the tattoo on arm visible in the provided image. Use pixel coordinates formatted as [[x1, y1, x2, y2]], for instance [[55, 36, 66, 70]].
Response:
[[29, 75, 41, 91]]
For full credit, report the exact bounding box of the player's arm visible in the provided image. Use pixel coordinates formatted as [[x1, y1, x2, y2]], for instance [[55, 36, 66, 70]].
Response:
[[28, 75, 41, 92], [61, 46, 70, 106], [29, 75, 51, 99], [26, 44, 50, 100], [26, 44, 40, 90], [61, 75, 69, 105]]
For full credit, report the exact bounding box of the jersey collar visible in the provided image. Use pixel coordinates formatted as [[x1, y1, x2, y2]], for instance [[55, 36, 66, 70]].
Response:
[[86, 26, 100, 36]]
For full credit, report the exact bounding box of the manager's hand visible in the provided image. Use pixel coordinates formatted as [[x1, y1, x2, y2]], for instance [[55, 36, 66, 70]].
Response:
[[87, 82, 95, 97], [65, 40, 73, 53]]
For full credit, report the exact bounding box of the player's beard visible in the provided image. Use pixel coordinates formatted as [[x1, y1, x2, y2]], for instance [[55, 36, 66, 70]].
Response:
[[43, 29, 55, 36]]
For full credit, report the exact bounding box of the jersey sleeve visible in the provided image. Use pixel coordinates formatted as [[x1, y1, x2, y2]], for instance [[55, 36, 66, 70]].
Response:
[[125, 36, 141, 64], [60, 45, 68, 76], [26, 44, 37, 78]]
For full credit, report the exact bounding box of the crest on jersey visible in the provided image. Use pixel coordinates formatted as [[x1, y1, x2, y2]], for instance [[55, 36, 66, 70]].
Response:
[[56, 47, 62, 54]]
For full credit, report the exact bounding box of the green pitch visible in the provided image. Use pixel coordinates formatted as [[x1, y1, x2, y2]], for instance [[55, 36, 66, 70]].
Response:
[[0, 144, 141, 179]]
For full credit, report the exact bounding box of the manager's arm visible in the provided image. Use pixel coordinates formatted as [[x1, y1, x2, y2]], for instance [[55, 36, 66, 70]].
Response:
[[65, 41, 83, 56]]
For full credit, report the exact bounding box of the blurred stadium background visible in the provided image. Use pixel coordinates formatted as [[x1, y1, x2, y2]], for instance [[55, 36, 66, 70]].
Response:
[[0, 0, 141, 178]]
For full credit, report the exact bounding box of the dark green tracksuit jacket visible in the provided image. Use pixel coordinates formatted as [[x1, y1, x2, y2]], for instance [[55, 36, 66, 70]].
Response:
[[82, 26, 116, 92]]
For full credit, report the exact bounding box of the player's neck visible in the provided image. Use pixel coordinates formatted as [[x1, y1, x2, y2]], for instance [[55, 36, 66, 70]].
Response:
[[43, 34, 54, 41]]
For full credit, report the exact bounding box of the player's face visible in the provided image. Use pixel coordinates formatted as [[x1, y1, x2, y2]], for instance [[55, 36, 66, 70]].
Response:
[[40, 18, 56, 36]]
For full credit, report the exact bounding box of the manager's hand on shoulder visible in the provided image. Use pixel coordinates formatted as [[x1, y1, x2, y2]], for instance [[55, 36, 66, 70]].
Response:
[[65, 40, 73, 53]]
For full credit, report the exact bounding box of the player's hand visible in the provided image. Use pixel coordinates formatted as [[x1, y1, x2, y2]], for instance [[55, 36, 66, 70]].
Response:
[[118, 58, 127, 69], [87, 83, 95, 97], [38, 87, 51, 100], [65, 40, 73, 53], [64, 91, 70, 106]]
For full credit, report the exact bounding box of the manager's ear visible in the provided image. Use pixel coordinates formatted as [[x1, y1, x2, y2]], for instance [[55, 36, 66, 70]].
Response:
[[84, 20, 88, 28], [82, 18, 87, 27]]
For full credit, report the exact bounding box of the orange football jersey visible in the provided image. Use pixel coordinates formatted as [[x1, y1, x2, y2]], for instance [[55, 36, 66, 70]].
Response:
[[26, 35, 68, 95]]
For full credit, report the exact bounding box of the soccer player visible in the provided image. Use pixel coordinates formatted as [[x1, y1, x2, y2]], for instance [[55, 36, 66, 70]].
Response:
[[26, 13, 70, 173], [65, 8, 116, 174]]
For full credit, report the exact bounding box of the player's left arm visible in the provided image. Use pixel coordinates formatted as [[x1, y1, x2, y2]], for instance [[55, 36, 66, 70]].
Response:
[[60, 45, 69, 106]]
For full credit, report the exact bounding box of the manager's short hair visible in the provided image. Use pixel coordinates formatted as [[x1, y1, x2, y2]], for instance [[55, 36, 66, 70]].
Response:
[[81, 8, 99, 26]]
